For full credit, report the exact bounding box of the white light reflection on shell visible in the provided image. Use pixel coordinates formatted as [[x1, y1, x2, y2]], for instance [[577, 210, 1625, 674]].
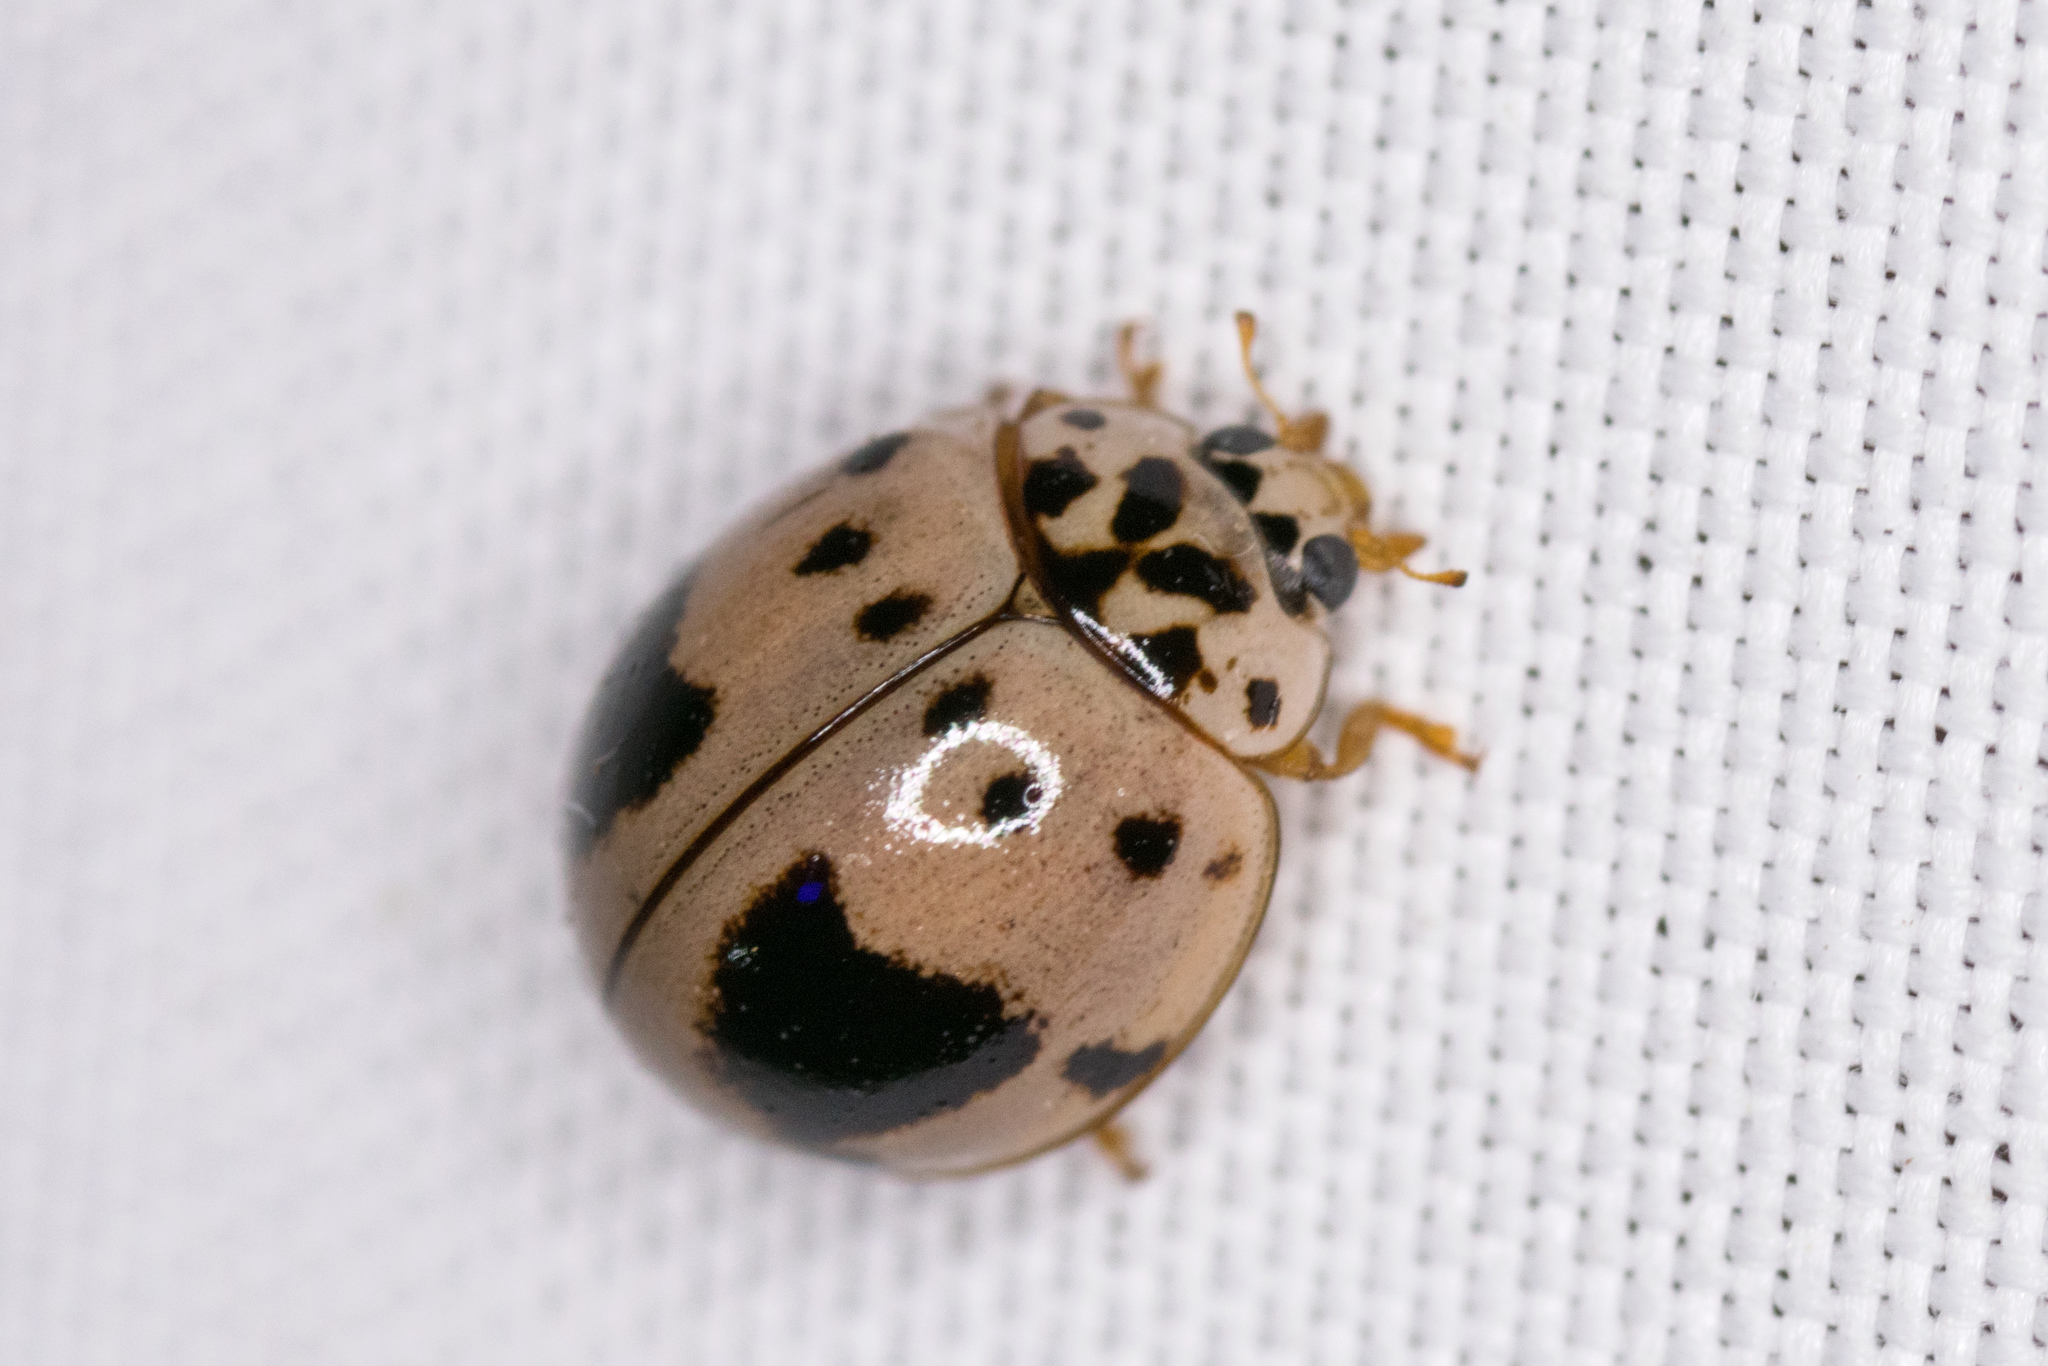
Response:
[[884, 720, 1063, 848]]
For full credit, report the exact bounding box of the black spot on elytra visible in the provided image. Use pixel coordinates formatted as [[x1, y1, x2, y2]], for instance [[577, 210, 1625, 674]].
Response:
[[923, 676, 990, 737], [1113, 815, 1181, 878], [708, 855, 1041, 1146], [1044, 546, 1130, 617], [1201, 425, 1276, 456], [1024, 447, 1098, 518], [842, 432, 911, 474], [567, 567, 716, 856], [1110, 456, 1186, 543], [1203, 849, 1244, 882], [1136, 545, 1256, 613], [981, 772, 1035, 827], [1132, 626, 1204, 697], [1061, 408, 1106, 430], [1252, 512, 1300, 556], [1300, 534, 1360, 610], [794, 522, 872, 576], [855, 591, 931, 641], [1246, 678, 1281, 729], [1061, 1039, 1168, 1098]]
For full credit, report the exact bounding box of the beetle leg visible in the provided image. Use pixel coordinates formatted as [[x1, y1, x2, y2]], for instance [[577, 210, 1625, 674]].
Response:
[[1116, 322, 1164, 407], [1251, 701, 1481, 780], [1233, 311, 1328, 453], [1091, 1120, 1149, 1182], [1348, 527, 1469, 587]]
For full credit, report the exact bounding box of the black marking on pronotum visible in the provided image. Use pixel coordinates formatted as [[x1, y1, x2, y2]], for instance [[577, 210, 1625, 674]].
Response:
[[1110, 456, 1186, 544], [856, 591, 932, 641], [1136, 545, 1256, 614], [567, 566, 716, 856], [1023, 447, 1098, 518], [981, 772, 1035, 827], [1044, 546, 1130, 618], [1061, 1039, 1168, 1099], [1132, 626, 1204, 697], [606, 616, 1011, 1000], [1246, 678, 1281, 729], [1060, 408, 1106, 430], [794, 522, 873, 576], [1252, 512, 1300, 556], [1113, 815, 1181, 878], [1200, 425, 1277, 456], [707, 855, 1041, 1146], [842, 432, 911, 474], [1203, 459, 1262, 505], [922, 676, 991, 737], [1194, 428, 1270, 505], [1300, 534, 1360, 610]]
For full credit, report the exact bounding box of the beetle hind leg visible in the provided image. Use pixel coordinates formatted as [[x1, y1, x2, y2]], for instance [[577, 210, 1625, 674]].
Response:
[[1091, 1120, 1149, 1182], [1252, 701, 1481, 781]]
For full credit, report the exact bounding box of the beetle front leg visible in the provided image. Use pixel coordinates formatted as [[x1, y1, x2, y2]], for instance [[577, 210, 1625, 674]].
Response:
[[1251, 701, 1481, 780]]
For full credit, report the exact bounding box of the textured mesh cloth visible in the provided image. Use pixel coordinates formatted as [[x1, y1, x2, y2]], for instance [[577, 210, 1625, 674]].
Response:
[[3, 2, 2045, 1362]]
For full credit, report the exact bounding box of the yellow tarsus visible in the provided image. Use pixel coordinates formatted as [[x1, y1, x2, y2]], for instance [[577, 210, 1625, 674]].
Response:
[[1234, 310, 1327, 453]]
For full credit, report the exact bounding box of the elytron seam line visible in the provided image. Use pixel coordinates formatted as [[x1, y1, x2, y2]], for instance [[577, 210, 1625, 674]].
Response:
[[601, 589, 1024, 1000]]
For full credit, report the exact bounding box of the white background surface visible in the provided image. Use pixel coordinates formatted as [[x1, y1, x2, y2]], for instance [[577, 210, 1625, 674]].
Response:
[[3, 2, 2045, 1362]]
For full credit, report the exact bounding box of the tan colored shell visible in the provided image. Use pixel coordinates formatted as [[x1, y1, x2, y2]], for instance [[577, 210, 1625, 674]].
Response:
[[1013, 401, 1332, 758], [565, 413, 1017, 983], [607, 618, 1276, 1176], [563, 394, 1385, 1176]]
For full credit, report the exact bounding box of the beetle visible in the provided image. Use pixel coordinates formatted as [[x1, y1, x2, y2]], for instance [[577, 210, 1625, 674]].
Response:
[[565, 314, 1475, 1178]]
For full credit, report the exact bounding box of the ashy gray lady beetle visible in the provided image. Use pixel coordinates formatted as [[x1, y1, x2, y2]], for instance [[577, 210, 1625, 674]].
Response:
[[566, 314, 1475, 1178]]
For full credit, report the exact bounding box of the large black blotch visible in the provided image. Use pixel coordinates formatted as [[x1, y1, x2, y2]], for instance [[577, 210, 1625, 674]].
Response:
[[1113, 815, 1181, 878], [1062, 1039, 1168, 1098], [707, 855, 1042, 1146], [1110, 456, 1186, 543], [1136, 544, 1256, 613], [1023, 447, 1098, 518], [1131, 625, 1204, 698], [923, 675, 990, 737], [855, 590, 932, 641], [1061, 408, 1106, 430], [1300, 534, 1360, 610], [1044, 546, 1129, 618], [567, 567, 716, 856], [842, 432, 911, 474], [794, 522, 872, 576]]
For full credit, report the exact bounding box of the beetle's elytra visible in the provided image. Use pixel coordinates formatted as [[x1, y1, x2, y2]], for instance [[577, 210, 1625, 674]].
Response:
[[566, 315, 1475, 1178]]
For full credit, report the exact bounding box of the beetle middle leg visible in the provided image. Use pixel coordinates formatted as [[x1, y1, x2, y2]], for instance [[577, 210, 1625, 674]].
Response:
[[1252, 701, 1481, 781]]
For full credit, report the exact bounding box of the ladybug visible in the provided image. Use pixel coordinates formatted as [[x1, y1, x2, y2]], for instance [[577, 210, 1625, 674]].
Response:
[[566, 314, 1476, 1178]]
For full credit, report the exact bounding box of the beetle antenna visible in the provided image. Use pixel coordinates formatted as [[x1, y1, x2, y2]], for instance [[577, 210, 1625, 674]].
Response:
[[1234, 311, 1328, 453]]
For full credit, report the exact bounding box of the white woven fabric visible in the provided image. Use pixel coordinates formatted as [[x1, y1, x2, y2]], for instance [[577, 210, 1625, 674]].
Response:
[[3, 1, 2043, 1361]]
